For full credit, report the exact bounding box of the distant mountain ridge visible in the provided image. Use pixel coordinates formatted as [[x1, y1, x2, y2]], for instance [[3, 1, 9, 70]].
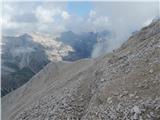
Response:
[[1, 31, 110, 96], [59, 30, 110, 60], [1, 33, 73, 96]]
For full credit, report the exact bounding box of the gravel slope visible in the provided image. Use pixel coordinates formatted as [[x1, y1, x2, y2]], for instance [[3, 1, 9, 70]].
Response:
[[2, 20, 160, 120]]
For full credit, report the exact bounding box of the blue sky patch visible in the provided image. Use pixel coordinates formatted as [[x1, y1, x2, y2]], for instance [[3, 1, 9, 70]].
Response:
[[67, 2, 93, 16]]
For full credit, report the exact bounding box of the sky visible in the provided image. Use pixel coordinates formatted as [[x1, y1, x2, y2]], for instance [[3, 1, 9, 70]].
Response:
[[2, 1, 159, 36], [1, 1, 159, 56], [67, 2, 93, 16]]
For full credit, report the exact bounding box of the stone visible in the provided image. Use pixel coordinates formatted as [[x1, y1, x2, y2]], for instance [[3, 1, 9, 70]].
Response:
[[149, 69, 154, 73], [132, 106, 141, 114]]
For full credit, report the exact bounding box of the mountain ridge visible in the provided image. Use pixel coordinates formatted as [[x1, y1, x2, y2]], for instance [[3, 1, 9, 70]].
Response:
[[1, 30, 110, 96], [1, 33, 73, 96], [2, 20, 160, 120]]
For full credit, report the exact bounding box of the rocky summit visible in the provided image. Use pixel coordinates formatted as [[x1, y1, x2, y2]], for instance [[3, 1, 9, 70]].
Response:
[[2, 20, 160, 120]]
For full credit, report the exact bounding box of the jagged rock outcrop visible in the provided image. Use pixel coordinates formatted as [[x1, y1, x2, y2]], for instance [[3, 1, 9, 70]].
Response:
[[2, 20, 160, 120]]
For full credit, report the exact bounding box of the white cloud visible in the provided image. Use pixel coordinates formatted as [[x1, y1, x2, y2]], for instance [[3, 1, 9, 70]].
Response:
[[1, 12, 19, 29], [35, 6, 54, 23], [2, 19, 19, 29], [3, 4, 14, 13], [34, 5, 68, 36], [61, 11, 70, 20], [89, 10, 96, 18], [143, 18, 153, 27], [2, 2, 68, 36], [91, 2, 159, 57], [93, 16, 109, 28]]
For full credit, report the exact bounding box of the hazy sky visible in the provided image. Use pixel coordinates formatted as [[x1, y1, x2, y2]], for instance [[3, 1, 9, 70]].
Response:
[[2, 1, 159, 36]]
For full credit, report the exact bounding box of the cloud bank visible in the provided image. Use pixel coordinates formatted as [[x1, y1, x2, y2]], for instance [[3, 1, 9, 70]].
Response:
[[91, 2, 159, 57], [1, 1, 159, 57]]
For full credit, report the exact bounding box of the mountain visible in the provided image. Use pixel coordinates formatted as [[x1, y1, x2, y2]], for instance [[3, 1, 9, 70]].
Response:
[[2, 20, 160, 120], [1, 33, 73, 96], [1, 30, 110, 97], [58, 30, 110, 61]]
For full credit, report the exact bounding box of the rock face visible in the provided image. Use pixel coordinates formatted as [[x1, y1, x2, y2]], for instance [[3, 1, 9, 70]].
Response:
[[1, 33, 73, 96], [2, 20, 160, 120]]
